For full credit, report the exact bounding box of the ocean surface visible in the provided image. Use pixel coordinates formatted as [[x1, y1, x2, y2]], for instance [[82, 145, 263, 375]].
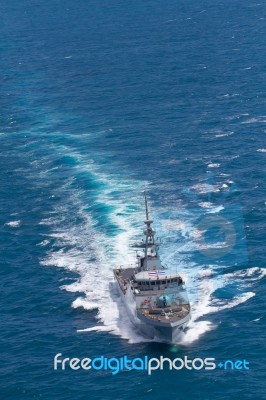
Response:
[[0, 0, 265, 399]]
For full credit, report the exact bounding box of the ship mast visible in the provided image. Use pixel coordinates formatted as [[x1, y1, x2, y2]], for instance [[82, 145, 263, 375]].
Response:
[[144, 192, 155, 258], [144, 191, 149, 221], [143, 192, 159, 269], [133, 193, 162, 271]]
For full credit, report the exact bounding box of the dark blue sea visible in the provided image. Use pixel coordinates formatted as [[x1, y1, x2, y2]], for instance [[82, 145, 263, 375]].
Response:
[[0, 0, 265, 399]]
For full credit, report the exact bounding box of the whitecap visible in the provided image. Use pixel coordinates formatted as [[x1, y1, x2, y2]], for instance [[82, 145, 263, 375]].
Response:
[[224, 267, 266, 281], [192, 183, 220, 194], [210, 292, 255, 313], [37, 239, 50, 247], [199, 202, 224, 214], [215, 131, 234, 138], [207, 163, 220, 168], [242, 117, 266, 124], [5, 220, 21, 228], [72, 297, 99, 311]]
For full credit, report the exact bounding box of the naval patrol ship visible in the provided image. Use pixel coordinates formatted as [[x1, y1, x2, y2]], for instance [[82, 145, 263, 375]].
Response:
[[113, 193, 191, 343]]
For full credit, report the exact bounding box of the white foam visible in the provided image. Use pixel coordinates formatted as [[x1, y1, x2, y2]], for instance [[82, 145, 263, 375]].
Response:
[[40, 165, 150, 342], [208, 205, 224, 214], [5, 220, 21, 228], [179, 274, 256, 344], [257, 148, 266, 153], [192, 183, 220, 195], [199, 202, 213, 208], [210, 292, 255, 313], [207, 163, 220, 168], [199, 202, 224, 214], [215, 131, 234, 138], [72, 297, 99, 311], [39, 218, 57, 226], [224, 267, 266, 281], [180, 320, 214, 344], [242, 117, 266, 124], [37, 240, 50, 247], [77, 325, 116, 333]]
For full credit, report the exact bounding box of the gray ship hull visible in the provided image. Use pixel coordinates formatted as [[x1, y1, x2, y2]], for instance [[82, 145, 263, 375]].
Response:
[[137, 312, 190, 343], [116, 279, 191, 344]]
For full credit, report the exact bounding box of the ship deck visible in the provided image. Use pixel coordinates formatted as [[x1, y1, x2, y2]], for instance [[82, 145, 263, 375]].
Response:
[[139, 303, 190, 324], [113, 267, 138, 294]]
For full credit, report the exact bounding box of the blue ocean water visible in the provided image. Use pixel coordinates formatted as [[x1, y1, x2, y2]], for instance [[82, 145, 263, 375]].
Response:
[[0, 0, 265, 399]]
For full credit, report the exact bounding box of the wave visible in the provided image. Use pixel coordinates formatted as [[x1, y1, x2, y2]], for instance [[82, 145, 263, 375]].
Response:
[[242, 116, 266, 124], [198, 202, 224, 214], [207, 163, 220, 168], [215, 131, 234, 138], [224, 267, 266, 281], [5, 220, 21, 228]]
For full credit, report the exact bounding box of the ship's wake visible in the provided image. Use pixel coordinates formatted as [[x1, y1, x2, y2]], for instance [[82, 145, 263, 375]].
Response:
[[40, 162, 263, 345]]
